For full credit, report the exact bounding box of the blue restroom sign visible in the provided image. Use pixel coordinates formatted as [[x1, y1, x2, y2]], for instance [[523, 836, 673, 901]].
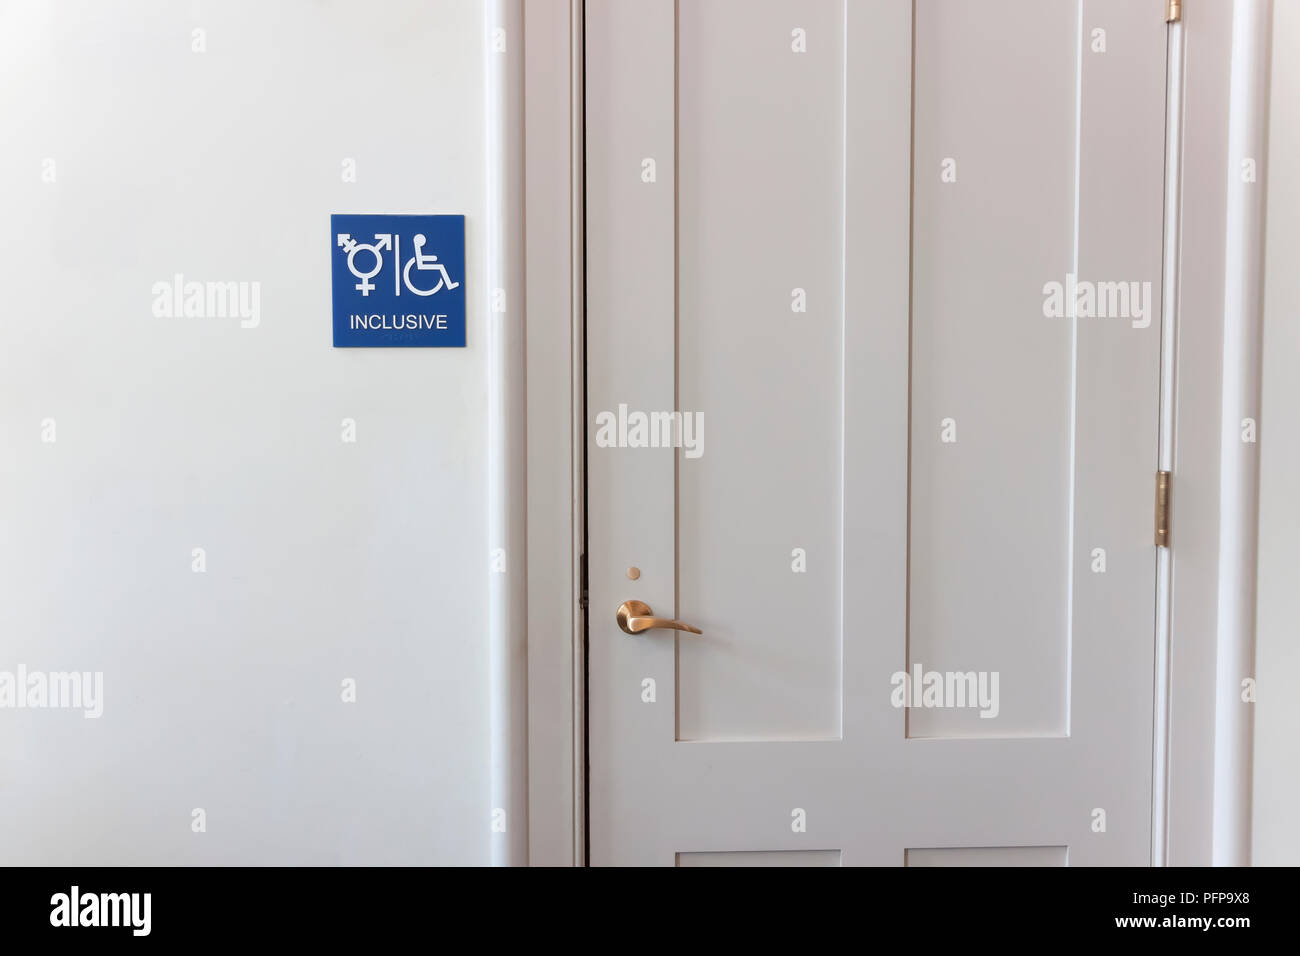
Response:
[[330, 214, 466, 347]]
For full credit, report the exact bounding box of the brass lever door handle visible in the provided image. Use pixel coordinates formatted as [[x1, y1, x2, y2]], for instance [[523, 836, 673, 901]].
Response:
[[616, 600, 703, 636]]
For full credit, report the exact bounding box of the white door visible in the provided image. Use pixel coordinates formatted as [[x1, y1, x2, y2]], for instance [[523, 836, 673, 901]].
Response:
[[586, 0, 1168, 866]]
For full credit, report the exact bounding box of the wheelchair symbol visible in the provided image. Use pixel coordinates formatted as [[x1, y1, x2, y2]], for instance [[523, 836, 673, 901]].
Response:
[[402, 234, 460, 296], [336, 232, 460, 297]]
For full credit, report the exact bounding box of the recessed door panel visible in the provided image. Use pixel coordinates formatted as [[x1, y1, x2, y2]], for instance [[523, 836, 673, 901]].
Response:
[[677, 0, 844, 742], [908, 0, 1079, 739]]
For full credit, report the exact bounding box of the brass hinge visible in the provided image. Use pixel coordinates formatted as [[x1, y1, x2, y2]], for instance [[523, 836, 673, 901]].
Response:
[[1155, 470, 1172, 548], [1167, 0, 1182, 24]]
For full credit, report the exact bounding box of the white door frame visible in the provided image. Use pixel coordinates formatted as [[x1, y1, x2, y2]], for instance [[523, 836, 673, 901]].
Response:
[[522, 0, 587, 867], [518, 0, 1270, 867]]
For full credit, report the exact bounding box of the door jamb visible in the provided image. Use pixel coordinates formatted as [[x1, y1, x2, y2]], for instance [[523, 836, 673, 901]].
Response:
[[523, 0, 587, 867], [1162, 0, 1270, 867]]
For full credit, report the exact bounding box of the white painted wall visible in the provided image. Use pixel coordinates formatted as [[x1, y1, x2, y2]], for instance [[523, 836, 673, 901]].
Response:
[[0, 0, 491, 864], [1254, 0, 1300, 867]]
